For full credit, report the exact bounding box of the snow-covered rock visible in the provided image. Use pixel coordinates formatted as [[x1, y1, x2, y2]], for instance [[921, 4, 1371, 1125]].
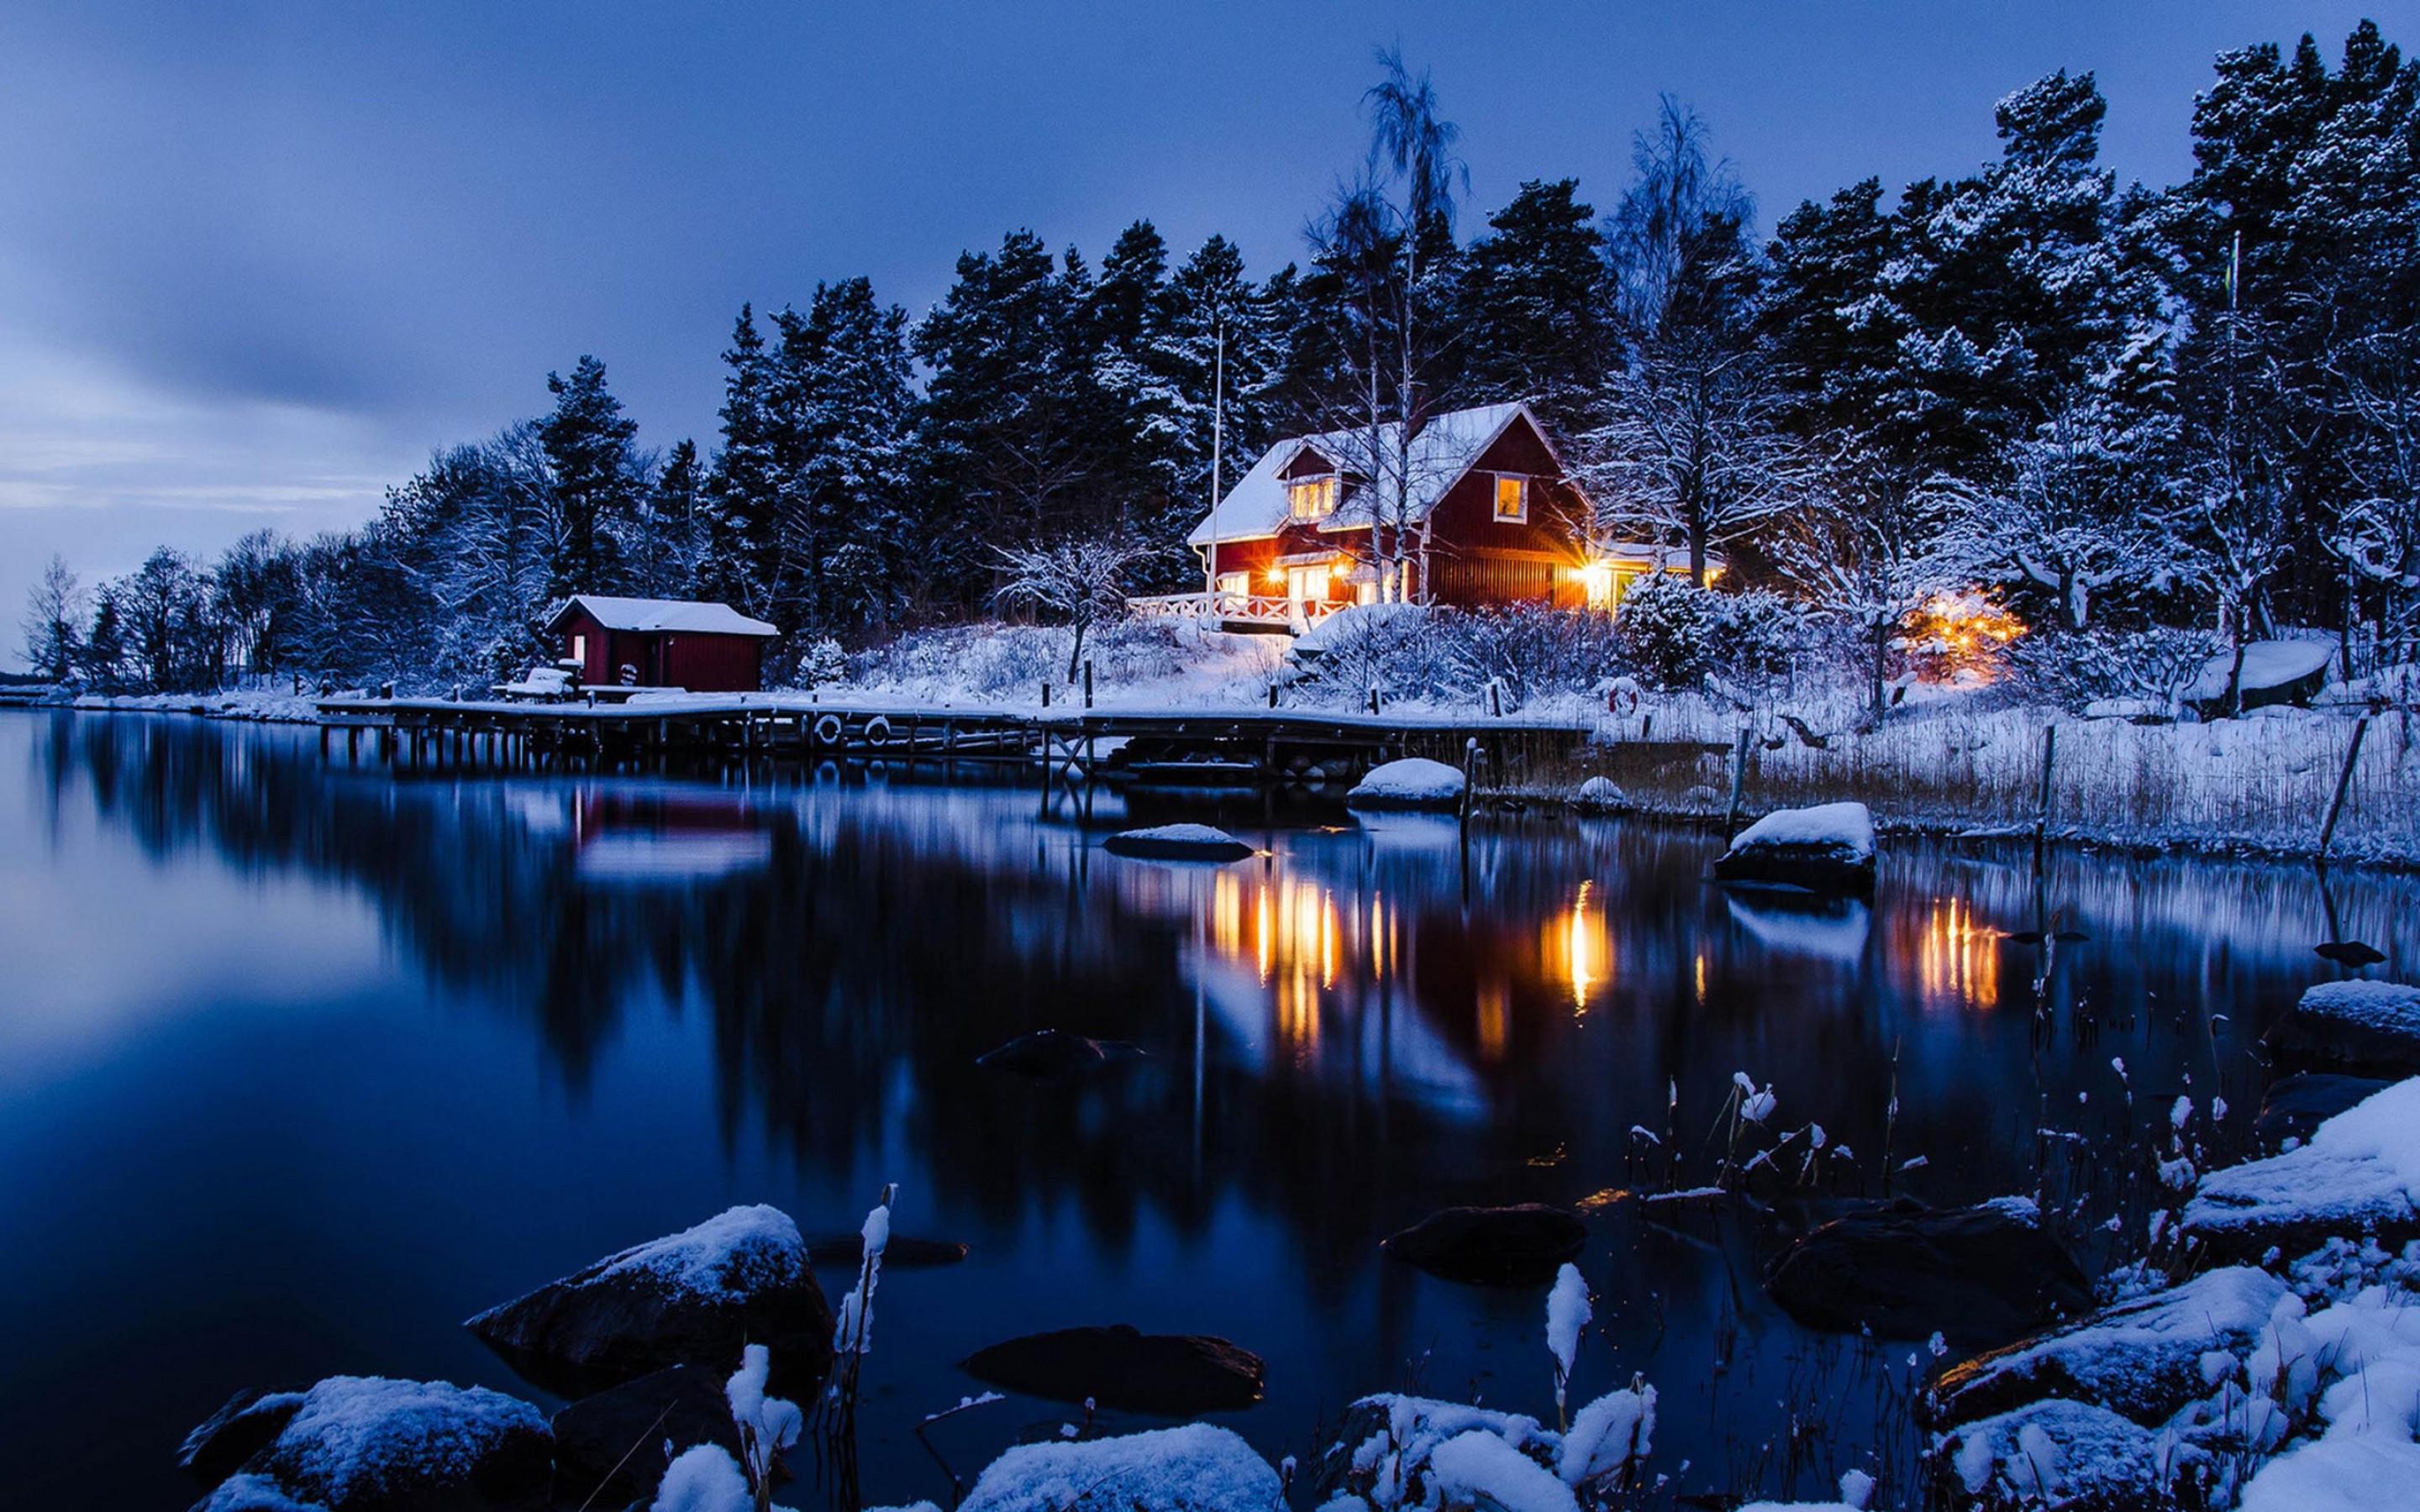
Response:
[[958, 1425, 1280, 1512], [2233, 1283, 2420, 1512], [2186, 638, 2336, 714], [1347, 757, 1465, 811], [1926, 1264, 2287, 1428], [1932, 1398, 2183, 1510], [958, 1325, 1265, 1415], [2275, 980, 2420, 1074], [180, 1389, 308, 1491], [192, 1377, 550, 1512], [1101, 823, 1255, 861], [2255, 1073, 2394, 1150], [1765, 1197, 2091, 1348], [466, 1205, 832, 1396], [551, 1366, 744, 1507], [1570, 775, 1623, 812], [1713, 802, 1877, 895], [2184, 1078, 2420, 1262]]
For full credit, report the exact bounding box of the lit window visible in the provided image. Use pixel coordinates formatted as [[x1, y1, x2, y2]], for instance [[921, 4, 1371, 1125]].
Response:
[[1215, 572, 1249, 597], [1288, 476, 1338, 520], [1494, 475, 1528, 522]]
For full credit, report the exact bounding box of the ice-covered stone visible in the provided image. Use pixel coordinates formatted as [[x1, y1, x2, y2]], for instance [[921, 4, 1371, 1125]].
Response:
[[191, 1377, 550, 1512], [1347, 758, 1466, 810], [1713, 803, 1877, 894], [959, 1425, 1280, 1512]]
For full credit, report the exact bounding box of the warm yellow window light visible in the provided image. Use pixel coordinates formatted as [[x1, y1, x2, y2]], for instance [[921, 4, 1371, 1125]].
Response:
[[1576, 560, 1616, 608], [1494, 474, 1528, 522], [1289, 476, 1338, 520]]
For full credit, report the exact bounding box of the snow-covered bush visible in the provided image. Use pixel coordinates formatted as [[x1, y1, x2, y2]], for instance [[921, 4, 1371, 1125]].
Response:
[[2003, 625, 2221, 714], [1296, 604, 1621, 708], [845, 619, 1217, 700], [1609, 575, 1802, 695], [797, 637, 847, 688]]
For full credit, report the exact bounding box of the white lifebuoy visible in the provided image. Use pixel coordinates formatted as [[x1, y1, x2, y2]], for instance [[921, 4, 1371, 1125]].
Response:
[[863, 714, 895, 746], [812, 713, 844, 746], [1608, 680, 1642, 717]]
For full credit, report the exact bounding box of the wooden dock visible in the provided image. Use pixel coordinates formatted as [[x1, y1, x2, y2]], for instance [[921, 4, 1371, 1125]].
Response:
[[313, 694, 1597, 783]]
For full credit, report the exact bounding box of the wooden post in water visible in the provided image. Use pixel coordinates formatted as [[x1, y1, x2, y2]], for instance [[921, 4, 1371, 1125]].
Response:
[[2032, 724, 2059, 874], [1723, 726, 1751, 839], [2317, 716, 2371, 863], [1460, 737, 1481, 829]]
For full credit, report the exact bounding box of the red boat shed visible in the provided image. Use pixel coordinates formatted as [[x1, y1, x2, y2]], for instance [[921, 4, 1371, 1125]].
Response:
[[544, 596, 780, 693]]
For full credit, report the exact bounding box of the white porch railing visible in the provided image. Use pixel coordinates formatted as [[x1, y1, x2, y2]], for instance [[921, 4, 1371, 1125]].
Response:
[[1126, 591, 1345, 632]]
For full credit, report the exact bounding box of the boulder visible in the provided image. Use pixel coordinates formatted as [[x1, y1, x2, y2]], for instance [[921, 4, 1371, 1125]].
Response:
[[1381, 1204, 1587, 1287], [465, 1204, 832, 1398], [976, 1029, 1145, 1080], [958, 1424, 1279, 1512], [807, 1232, 969, 1268], [1713, 802, 1877, 895], [1102, 824, 1255, 862], [550, 1365, 741, 1508], [1764, 1198, 2091, 1348], [1346, 758, 1466, 811], [1931, 1399, 2192, 1511], [178, 1389, 304, 1490], [2270, 980, 2420, 1074], [2252, 1072, 2391, 1151], [1571, 776, 1623, 813], [1924, 1265, 2287, 1428], [190, 1377, 550, 1512], [2185, 639, 2334, 717], [959, 1325, 1265, 1415], [2182, 1077, 2420, 1263]]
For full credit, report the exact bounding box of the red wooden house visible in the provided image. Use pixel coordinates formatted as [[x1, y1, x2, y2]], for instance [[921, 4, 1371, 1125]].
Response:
[[544, 596, 779, 692], [1161, 402, 1694, 633]]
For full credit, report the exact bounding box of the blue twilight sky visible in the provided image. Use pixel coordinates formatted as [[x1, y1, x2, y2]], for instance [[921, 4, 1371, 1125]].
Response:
[[0, 2, 2385, 664]]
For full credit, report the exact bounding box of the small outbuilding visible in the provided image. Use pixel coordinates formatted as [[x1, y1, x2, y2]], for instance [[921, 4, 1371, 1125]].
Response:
[[544, 596, 780, 693]]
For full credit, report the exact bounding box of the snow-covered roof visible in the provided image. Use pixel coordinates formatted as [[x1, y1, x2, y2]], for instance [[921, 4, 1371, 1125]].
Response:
[[1186, 402, 1543, 547], [546, 596, 779, 637]]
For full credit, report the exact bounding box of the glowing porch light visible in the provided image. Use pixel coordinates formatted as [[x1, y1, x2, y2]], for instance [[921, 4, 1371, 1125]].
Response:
[[1576, 560, 1617, 609]]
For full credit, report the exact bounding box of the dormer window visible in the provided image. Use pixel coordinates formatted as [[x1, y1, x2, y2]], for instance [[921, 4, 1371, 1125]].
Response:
[[1494, 474, 1529, 523], [1289, 475, 1339, 521]]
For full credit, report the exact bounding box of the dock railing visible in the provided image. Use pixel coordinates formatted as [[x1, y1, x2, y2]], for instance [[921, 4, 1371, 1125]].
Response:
[[1126, 591, 1344, 633]]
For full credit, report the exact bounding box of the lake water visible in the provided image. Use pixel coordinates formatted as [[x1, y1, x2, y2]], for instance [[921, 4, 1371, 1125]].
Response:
[[3, 711, 2412, 1509]]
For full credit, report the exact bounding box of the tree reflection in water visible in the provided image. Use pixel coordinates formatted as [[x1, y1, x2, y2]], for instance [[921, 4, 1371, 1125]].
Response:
[[11, 711, 2416, 1509]]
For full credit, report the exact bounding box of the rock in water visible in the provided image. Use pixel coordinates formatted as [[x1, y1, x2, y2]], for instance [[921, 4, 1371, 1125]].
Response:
[[2252, 1072, 2391, 1150], [178, 1389, 304, 1490], [1712, 802, 1877, 895], [191, 1377, 550, 1512], [976, 1029, 1144, 1080], [2183, 1078, 2420, 1262], [808, 1232, 970, 1268], [550, 1366, 741, 1507], [2270, 979, 2420, 1074], [1102, 824, 1255, 862], [959, 1325, 1265, 1415], [958, 1424, 1280, 1512], [2313, 939, 2387, 968], [1924, 1265, 2287, 1428], [465, 1204, 833, 1397], [1381, 1205, 1587, 1286], [1347, 758, 1467, 811], [1763, 1197, 2091, 1348], [1571, 775, 1623, 813]]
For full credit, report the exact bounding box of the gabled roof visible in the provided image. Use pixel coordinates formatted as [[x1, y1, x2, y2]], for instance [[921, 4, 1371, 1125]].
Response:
[[1186, 401, 1555, 548], [545, 596, 779, 638]]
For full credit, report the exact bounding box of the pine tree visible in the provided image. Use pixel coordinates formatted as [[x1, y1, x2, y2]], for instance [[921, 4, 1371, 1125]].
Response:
[[1455, 179, 1612, 431], [785, 277, 918, 632], [539, 354, 641, 598], [706, 306, 784, 619]]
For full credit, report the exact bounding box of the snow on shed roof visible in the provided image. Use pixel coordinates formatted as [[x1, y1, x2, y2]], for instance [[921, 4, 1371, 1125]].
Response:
[[546, 596, 779, 637], [1186, 401, 1543, 548]]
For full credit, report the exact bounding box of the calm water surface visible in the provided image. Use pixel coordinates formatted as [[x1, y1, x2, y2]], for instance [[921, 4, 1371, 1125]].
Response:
[[3, 711, 2413, 1509]]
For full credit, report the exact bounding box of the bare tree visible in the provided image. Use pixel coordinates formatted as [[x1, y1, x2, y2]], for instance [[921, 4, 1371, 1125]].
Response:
[[1770, 442, 1959, 720], [1581, 97, 1799, 583], [992, 535, 1150, 680], [1299, 46, 1469, 601], [19, 554, 82, 681]]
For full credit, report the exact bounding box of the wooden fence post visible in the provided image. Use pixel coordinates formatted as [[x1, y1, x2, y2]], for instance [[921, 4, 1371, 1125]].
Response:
[[1083, 661, 1094, 710], [2317, 716, 2371, 863], [1723, 726, 1751, 838], [1460, 737, 1481, 829]]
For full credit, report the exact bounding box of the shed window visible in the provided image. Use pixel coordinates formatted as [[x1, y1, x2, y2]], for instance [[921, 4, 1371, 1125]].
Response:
[[1494, 475, 1528, 523]]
